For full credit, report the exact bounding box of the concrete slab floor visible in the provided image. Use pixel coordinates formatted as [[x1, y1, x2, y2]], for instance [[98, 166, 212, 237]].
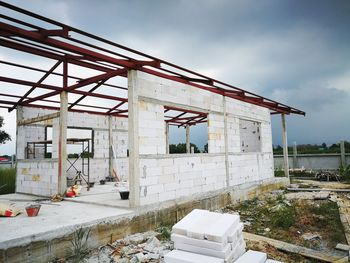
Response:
[[65, 182, 129, 208], [0, 192, 133, 250]]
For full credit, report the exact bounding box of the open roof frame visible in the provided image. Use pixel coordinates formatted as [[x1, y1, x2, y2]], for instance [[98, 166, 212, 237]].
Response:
[[0, 1, 305, 127]]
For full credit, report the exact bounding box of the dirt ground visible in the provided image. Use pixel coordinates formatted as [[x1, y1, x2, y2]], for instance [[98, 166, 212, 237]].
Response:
[[223, 181, 349, 262]]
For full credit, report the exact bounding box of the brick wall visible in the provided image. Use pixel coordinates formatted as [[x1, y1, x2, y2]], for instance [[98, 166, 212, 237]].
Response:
[[134, 71, 274, 205], [16, 106, 129, 196]]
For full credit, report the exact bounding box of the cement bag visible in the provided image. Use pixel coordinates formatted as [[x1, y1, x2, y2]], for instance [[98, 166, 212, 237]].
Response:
[[0, 203, 21, 217]]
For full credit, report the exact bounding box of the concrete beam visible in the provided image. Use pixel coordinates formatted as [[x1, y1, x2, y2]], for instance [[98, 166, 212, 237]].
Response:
[[186, 125, 190, 153], [281, 114, 289, 178], [17, 112, 60, 126], [58, 91, 68, 195], [128, 70, 140, 208]]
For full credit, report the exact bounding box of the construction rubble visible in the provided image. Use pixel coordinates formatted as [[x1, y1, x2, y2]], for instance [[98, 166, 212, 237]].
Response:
[[85, 209, 282, 263]]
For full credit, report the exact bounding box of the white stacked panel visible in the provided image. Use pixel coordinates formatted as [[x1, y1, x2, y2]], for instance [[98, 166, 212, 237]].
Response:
[[234, 250, 267, 263], [167, 209, 246, 263], [164, 250, 224, 263]]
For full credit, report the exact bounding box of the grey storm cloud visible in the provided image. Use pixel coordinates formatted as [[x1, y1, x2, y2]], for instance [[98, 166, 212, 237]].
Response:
[[1, 0, 350, 154]]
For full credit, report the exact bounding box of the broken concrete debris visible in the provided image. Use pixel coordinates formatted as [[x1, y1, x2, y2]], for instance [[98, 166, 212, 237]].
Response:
[[284, 191, 330, 200], [301, 232, 321, 241], [87, 231, 173, 262]]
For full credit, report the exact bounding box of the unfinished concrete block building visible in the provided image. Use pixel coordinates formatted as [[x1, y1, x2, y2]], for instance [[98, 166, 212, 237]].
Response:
[[0, 2, 304, 208]]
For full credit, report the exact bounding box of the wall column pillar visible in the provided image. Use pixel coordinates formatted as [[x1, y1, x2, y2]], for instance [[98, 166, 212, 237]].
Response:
[[109, 115, 113, 178], [293, 141, 298, 169], [58, 91, 68, 195], [281, 114, 289, 178], [128, 70, 140, 208], [186, 125, 190, 153], [341, 140, 346, 167], [223, 96, 229, 187], [165, 123, 170, 154]]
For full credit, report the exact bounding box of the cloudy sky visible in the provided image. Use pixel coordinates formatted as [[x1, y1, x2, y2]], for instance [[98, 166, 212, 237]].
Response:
[[1, 0, 349, 154]]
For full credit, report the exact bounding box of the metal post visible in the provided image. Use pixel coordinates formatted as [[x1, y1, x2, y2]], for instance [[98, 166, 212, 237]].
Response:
[[281, 114, 289, 178], [58, 61, 68, 195], [293, 141, 298, 169], [128, 70, 140, 208], [341, 140, 346, 167], [186, 125, 190, 153]]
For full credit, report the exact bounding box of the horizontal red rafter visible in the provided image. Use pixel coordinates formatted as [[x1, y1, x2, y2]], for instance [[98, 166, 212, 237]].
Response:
[[0, 28, 69, 37], [0, 93, 112, 111], [164, 106, 208, 115], [0, 1, 305, 116], [0, 76, 128, 103], [9, 60, 62, 112], [106, 101, 126, 114], [0, 22, 155, 70], [165, 115, 206, 122], [0, 38, 115, 72], [21, 67, 128, 105], [0, 60, 128, 91]]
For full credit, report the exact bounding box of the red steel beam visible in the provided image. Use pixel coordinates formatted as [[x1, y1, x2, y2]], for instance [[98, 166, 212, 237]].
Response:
[[0, 1, 305, 116], [0, 76, 128, 103], [68, 80, 106, 110], [21, 68, 128, 105], [0, 38, 116, 72], [0, 22, 149, 69], [106, 101, 126, 114], [8, 60, 62, 112], [165, 112, 187, 123], [164, 106, 208, 115], [0, 60, 128, 91], [0, 92, 111, 111]]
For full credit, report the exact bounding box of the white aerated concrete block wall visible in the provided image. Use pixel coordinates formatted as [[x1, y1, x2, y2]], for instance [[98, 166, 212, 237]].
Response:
[[16, 160, 58, 196], [133, 71, 275, 205], [208, 113, 225, 154], [139, 155, 226, 205], [139, 101, 166, 155], [16, 106, 129, 196]]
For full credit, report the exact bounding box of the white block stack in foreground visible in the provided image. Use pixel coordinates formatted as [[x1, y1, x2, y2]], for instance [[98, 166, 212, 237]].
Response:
[[165, 209, 246, 263], [164, 209, 284, 263]]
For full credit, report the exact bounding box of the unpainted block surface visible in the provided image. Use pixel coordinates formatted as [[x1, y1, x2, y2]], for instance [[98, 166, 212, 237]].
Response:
[[235, 250, 267, 263], [164, 249, 224, 263]]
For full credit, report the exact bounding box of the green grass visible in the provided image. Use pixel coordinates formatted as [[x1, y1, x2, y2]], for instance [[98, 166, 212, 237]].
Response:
[[0, 167, 16, 194], [311, 202, 345, 244]]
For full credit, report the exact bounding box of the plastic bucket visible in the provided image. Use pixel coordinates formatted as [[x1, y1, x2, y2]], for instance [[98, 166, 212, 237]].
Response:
[[25, 204, 41, 217]]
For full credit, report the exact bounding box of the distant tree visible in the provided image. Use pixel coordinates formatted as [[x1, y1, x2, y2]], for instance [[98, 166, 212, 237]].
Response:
[[204, 143, 208, 153], [169, 143, 200, 154], [0, 116, 11, 144], [321, 142, 327, 149]]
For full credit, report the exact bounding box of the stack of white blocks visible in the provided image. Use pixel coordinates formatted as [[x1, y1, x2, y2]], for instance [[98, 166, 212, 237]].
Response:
[[165, 209, 283, 263], [165, 209, 246, 263]]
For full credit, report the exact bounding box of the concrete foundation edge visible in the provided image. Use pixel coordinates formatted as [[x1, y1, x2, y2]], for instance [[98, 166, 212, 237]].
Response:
[[1, 177, 289, 263]]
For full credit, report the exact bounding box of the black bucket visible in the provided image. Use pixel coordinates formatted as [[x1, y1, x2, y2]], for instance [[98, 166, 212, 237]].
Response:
[[119, 191, 129, 200]]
